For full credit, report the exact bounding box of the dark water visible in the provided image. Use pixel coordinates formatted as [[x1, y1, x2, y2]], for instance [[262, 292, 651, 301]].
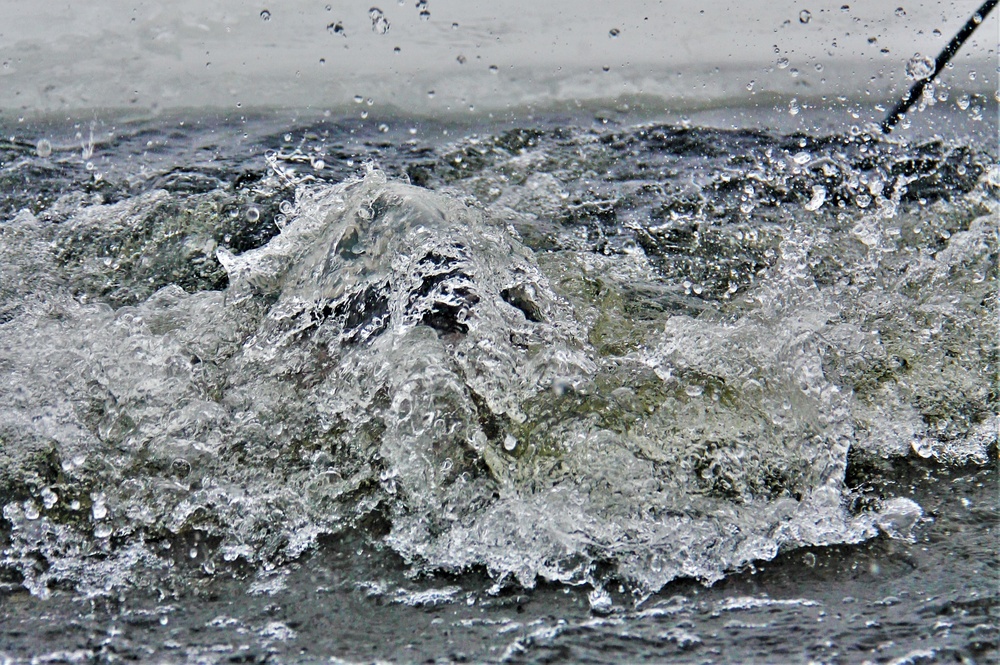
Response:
[[0, 107, 996, 663]]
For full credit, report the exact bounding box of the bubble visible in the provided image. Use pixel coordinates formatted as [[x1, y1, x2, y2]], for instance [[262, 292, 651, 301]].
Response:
[[609, 28, 620, 38], [92, 500, 107, 520], [94, 524, 112, 539], [41, 488, 58, 509], [246, 206, 261, 222], [23, 501, 39, 520], [503, 434, 517, 451], [312, 159, 325, 170], [35, 139, 52, 158], [685, 384, 704, 397], [327, 21, 345, 36], [906, 54, 935, 81], [369, 7, 390, 34], [260, 9, 271, 21], [799, 10, 811, 24], [803, 552, 817, 567]]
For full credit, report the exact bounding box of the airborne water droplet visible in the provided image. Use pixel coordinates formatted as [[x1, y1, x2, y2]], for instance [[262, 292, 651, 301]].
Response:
[[35, 139, 52, 158], [369, 7, 390, 34], [906, 54, 935, 81], [799, 10, 811, 24]]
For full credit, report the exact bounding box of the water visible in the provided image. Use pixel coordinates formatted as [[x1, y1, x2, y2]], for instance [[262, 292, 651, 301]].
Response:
[[0, 101, 995, 662]]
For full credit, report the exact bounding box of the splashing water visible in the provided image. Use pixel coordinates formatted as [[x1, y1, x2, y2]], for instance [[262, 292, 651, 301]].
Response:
[[0, 118, 995, 604]]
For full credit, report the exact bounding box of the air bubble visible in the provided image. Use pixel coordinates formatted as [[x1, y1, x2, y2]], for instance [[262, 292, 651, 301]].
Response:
[[503, 434, 517, 451], [906, 54, 934, 81], [246, 206, 261, 222], [685, 384, 704, 397], [260, 9, 271, 21], [23, 501, 39, 520], [799, 10, 811, 24], [94, 524, 112, 538], [369, 7, 390, 34], [35, 139, 52, 158]]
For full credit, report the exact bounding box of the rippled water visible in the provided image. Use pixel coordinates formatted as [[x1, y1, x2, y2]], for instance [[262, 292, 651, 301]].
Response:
[[0, 107, 996, 663]]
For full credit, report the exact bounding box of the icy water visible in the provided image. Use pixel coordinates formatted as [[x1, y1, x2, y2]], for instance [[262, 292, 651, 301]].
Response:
[[0, 106, 997, 663]]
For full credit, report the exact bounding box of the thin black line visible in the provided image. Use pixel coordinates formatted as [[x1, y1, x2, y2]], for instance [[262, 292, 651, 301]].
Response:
[[881, 0, 998, 133]]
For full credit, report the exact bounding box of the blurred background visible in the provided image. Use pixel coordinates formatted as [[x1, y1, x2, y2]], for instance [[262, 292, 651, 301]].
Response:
[[1, 0, 995, 121]]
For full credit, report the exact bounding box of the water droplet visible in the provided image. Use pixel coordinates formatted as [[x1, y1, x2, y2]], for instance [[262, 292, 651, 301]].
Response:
[[956, 94, 970, 110], [312, 159, 325, 170], [159, 615, 170, 626], [369, 7, 390, 34], [23, 501, 39, 520], [746, 80, 755, 91], [327, 21, 345, 36], [906, 54, 935, 81], [283, 133, 292, 142], [788, 98, 800, 115], [840, 4, 850, 11], [378, 123, 389, 133], [803, 552, 817, 567], [488, 65, 498, 74], [968, 70, 976, 81], [419, 10, 430, 20], [503, 434, 517, 451], [92, 500, 107, 520], [427, 90, 435, 98], [685, 384, 704, 398], [94, 524, 112, 538], [456, 54, 467, 64], [189, 547, 199, 559], [609, 28, 620, 38], [793, 151, 811, 164], [246, 206, 261, 222], [353, 94, 364, 103], [260, 9, 271, 21], [777, 57, 790, 69], [366, 97, 374, 106], [799, 10, 811, 24], [41, 488, 58, 509], [932, 29, 941, 37], [35, 139, 52, 158], [895, 6, 906, 16], [360, 110, 369, 119], [804, 185, 827, 211]]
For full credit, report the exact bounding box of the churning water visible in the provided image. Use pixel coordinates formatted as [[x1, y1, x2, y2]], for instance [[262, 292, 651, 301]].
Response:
[[0, 2, 998, 663]]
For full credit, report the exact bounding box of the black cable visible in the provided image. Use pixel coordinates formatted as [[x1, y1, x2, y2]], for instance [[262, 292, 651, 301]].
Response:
[[881, 0, 998, 133]]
